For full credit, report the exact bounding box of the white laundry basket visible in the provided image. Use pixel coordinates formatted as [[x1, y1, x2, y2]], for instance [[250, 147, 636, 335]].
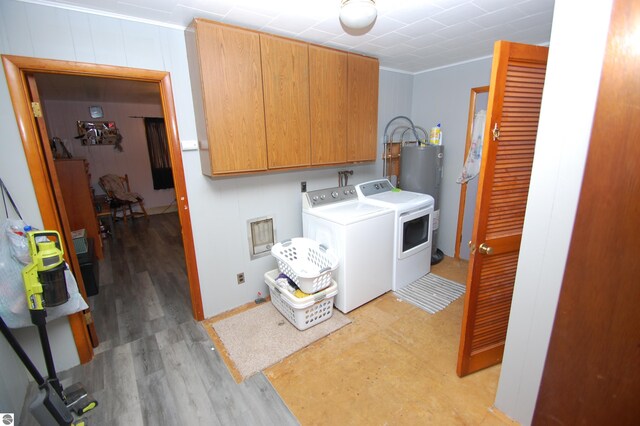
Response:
[[264, 269, 338, 331], [270, 237, 339, 294]]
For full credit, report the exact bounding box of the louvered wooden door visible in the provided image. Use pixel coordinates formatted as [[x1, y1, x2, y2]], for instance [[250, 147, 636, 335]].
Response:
[[457, 41, 548, 377]]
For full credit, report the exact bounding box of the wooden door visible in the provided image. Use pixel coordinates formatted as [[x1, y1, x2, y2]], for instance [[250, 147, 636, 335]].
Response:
[[26, 74, 100, 349], [54, 159, 104, 260], [534, 0, 640, 422], [457, 41, 548, 377], [309, 45, 347, 165], [347, 53, 379, 162], [192, 20, 267, 174], [261, 34, 310, 169]]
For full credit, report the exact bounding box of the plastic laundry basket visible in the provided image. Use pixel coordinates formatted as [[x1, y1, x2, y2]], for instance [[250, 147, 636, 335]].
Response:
[[270, 238, 339, 294], [264, 269, 338, 331]]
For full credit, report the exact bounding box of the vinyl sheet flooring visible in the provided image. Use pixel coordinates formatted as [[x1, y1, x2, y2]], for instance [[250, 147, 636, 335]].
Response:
[[19, 213, 297, 426]]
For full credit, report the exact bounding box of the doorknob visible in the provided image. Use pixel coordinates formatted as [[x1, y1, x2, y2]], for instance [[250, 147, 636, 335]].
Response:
[[492, 122, 500, 141], [478, 243, 493, 255]]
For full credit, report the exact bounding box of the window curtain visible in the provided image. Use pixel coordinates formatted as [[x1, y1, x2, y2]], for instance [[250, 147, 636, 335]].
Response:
[[144, 117, 174, 190]]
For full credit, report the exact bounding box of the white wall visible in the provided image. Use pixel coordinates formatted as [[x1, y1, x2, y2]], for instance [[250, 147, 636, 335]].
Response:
[[42, 99, 176, 211], [494, 0, 613, 424], [189, 69, 413, 316], [411, 58, 492, 256], [378, 67, 414, 147], [0, 317, 29, 425], [0, 1, 77, 417]]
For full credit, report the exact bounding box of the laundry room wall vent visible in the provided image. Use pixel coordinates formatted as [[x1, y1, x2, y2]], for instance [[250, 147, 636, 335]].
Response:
[[247, 216, 276, 260]]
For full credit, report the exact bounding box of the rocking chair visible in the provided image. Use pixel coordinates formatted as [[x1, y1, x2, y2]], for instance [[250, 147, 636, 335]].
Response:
[[98, 174, 148, 224]]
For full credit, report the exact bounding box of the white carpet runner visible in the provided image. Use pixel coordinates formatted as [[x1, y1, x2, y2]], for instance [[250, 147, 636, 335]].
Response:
[[394, 273, 466, 314]]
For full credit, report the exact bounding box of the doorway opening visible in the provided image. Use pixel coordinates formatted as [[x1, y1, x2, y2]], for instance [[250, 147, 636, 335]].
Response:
[[2, 55, 203, 363]]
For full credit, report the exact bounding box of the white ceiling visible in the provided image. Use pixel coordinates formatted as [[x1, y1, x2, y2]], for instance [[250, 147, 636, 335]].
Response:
[[23, 0, 555, 74]]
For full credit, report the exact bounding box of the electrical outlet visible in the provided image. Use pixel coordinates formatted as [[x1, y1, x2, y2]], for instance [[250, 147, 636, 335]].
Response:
[[237, 272, 245, 285], [301, 181, 307, 192]]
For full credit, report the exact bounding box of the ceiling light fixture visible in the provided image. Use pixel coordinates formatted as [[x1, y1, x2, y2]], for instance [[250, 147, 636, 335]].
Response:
[[339, 0, 377, 30]]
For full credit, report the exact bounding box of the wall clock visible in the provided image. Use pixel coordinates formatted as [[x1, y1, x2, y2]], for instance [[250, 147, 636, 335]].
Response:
[[89, 105, 103, 119]]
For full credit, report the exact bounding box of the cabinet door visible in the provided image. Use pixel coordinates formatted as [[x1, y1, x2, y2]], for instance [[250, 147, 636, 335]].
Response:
[[309, 45, 348, 165], [193, 20, 267, 174], [347, 54, 379, 162], [261, 34, 310, 169], [54, 159, 103, 259]]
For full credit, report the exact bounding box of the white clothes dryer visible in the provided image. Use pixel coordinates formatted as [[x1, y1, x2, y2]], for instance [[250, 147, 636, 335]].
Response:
[[356, 179, 434, 291], [302, 185, 394, 313]]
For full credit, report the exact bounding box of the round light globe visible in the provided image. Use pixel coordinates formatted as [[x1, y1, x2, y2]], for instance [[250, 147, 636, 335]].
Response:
[[340, 0, 377, 29]]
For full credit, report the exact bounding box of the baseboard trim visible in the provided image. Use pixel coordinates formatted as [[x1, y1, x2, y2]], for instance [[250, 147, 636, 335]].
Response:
[[488, 406, 520, 424], [147, 204, 178, 215]]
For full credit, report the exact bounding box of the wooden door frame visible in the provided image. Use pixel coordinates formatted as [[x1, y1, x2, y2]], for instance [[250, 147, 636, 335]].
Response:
[[534, 0, 640, 420], [454, 85, 489, 259], [2, 54, 204, 363]]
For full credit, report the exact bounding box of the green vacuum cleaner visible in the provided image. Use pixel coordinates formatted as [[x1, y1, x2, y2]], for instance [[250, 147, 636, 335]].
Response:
[[0, 230, 97, 425]]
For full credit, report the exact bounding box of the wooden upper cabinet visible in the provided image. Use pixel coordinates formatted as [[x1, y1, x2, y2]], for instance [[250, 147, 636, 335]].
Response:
[[186, 19, 267, 175], [185, 19, 379, 175], [309, 45, 348, 165], [347, 53, 379, 162], [260, 34, 311, 169]]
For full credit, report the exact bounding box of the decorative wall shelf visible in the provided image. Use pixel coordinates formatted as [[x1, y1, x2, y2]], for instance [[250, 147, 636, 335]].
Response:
[[76, 120, 121, 146]]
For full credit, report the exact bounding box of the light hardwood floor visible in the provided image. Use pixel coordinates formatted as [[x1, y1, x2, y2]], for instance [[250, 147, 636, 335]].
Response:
[[264, 257, 514, 425], [19, 213, 298, 425]]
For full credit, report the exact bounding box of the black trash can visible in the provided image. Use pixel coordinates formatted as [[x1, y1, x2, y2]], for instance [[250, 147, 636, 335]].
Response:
[[77, 237, 99, 297]]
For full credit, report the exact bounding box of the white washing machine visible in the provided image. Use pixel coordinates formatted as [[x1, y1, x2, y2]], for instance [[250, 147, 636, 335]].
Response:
[[356, 179, 434, 291], [302, 185, 394, 313]]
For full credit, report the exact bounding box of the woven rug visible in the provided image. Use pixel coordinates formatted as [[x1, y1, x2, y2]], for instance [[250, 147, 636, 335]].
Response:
[[212, 302, 351, 380], [394, 273, 466, 314]]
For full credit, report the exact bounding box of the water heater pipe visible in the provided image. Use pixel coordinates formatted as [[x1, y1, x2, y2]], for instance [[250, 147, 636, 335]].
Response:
[[382, 115, 421, 177]]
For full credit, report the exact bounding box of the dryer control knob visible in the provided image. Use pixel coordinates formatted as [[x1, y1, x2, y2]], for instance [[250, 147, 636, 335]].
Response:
[[331, 191, 338, 198], [320, 194, 326, 200], [344, 190, 349, 195], [350, 189, 356, 194], [312, 196, 319, 201]]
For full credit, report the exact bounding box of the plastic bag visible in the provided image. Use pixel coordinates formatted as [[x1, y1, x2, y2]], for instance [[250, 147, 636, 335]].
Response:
[[0, 220, 88, 329], [4, 219, 31, 265], [457, 109, 486, 184]]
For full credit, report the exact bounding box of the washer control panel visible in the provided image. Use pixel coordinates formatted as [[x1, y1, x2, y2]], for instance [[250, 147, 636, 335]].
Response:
[[304, 185, 357, 207], [357, 179, 394, 197]]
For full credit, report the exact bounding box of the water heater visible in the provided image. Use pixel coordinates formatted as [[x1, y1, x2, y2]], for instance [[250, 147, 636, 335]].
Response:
[[399, 144, 444, 264]]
